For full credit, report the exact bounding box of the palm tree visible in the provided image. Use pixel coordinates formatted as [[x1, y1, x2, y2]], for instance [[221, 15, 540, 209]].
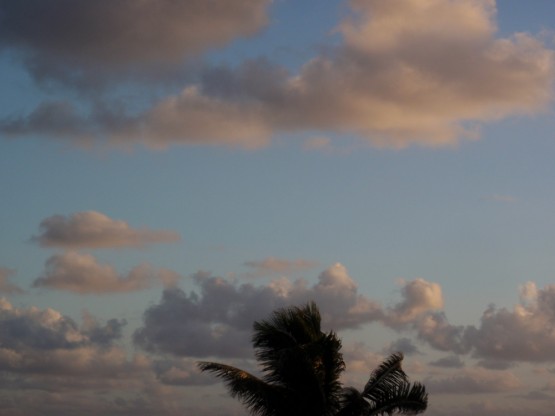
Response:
[[198, 302, 427, 416]]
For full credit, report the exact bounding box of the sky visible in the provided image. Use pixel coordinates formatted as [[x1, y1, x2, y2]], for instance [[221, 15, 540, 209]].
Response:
[[1, 0, 555, 415]]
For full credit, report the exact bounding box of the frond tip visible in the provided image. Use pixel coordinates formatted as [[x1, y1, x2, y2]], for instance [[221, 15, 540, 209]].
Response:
[[197, 361, 284, 416]]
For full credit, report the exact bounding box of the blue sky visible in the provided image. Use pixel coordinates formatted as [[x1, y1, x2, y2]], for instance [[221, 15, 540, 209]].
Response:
[[1, 1, 555, 415]]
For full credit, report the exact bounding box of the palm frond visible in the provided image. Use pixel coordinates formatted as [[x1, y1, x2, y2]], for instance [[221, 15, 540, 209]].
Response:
[[197, 361, 285, 416], [362, 353, 408, 403], [337, 387, 370, 416], [367, 382, 428, 416]]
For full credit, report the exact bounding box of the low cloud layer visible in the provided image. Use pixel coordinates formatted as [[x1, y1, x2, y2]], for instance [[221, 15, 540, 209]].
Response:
[[0, 298, 125, 351], [0, 299, 176, 416], [1, 0, 552, 149], [32, 211, 181, 249], [34, 251, 180, 294]]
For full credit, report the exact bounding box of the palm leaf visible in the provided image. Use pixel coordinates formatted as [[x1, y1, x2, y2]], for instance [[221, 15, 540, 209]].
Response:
[[367, 382, 428, 416], [337, 387, 371, 416], [197, 361, 286, 416], [362, 353, 408, 404]]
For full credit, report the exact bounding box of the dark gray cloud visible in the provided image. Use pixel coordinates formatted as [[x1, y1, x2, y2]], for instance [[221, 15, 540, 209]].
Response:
[[134, 264, 388, 358], [134, 264, 450, 359], [0, 0, 270, 88]]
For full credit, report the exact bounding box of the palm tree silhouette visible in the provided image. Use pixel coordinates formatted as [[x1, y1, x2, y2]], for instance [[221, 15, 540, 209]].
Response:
[[198, 302, 427, 416]]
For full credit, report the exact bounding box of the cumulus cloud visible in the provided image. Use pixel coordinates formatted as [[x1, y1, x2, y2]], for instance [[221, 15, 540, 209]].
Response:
[[33, 251, 180, 294], [134, 264, 387, 358], [243, 257, 318, 277], [1, 0, 552, 149], [0, 0, 270, 88], [415, 311, 470, 354], [386, 278, 444, 327], [0, 298, 124, 352], [464, 282, 555, 362], [0, 267, 24, 294], [396, 281, 555, 364], [32, 211, 181, 249]]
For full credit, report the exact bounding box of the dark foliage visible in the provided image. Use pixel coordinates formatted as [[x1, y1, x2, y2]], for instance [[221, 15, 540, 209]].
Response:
[[198, 302, 427, 416]]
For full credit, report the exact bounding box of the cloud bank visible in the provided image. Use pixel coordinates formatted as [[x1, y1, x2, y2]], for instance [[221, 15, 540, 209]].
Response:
[[133, 263, 443, 358], [1, 0, 552, 149]]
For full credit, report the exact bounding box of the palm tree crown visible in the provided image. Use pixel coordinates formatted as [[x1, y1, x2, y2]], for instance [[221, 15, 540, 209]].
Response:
[[198, 302, 427, 416]]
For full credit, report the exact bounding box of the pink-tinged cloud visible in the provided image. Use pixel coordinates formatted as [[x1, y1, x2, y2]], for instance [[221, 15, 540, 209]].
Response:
[[32, 211, 181, 249], [464, 282, 555, 362], [243, 257, 318, 277], [0, 267, 24, 294], [386, 278, 444, 327], [398, 281, 555, 363], [33, 251, 180, 294], [1, 0, 552, 150]]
